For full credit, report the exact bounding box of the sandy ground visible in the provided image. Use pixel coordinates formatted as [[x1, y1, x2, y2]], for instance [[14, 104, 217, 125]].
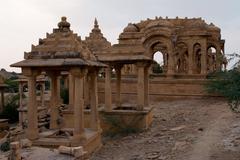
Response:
[[91, 98, 240, 160], [1, 98, 240, 160]]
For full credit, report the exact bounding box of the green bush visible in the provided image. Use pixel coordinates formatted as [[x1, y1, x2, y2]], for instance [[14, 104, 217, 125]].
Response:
[[4, 77, 18, 93], [152, 62, 163, 74], [0, 94, 19, 123], [0, 141, 10, 152], [206, 69, 240, 112], [102, 115, 141, 137]]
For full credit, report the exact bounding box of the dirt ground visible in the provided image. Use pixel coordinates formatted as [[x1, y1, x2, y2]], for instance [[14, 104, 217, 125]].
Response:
[[91, 98, 240, 160]]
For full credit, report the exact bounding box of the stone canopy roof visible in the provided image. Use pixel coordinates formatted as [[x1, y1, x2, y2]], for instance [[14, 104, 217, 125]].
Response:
[[11, 17, 106, 69], [84, 18, 111, 55]]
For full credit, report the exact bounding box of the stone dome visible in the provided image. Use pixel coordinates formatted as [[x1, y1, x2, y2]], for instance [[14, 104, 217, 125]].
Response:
[[123, 23, 139, 32]]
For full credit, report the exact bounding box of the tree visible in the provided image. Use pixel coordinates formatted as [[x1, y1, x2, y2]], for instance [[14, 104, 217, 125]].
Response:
[[206, 69, 240, 112], [152, 61, 163, 74]]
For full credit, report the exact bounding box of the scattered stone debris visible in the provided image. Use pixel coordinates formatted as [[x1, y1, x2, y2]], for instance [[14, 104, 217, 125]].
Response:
[[58, 145, 87, 158]]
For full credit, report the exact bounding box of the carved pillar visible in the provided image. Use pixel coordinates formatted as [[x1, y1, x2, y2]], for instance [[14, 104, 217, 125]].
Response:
[[89, 69, 100, 131], [201, 41, 207, 75], [57, 76, 62, 103], [23, 68, 39, 140], [71, 68, 86, 140], [69, 74, 75, 110], [84, 76, 90, 108], [115, 65, 123, 107], [49, 72, 59, 129], [136, 62, 145, 110], [105, 65, 112, 111], [167, 44, 174, 75], [144, 64, 150, 107], [188, 42, 193, 74]]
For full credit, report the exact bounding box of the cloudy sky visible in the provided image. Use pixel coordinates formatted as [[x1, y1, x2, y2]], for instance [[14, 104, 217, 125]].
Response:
[[0, 0, 240, 72]]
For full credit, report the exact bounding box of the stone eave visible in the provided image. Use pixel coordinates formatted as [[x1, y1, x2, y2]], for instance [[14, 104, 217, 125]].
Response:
[[10, 58, 106, 68], [97, 54, 152, 63]]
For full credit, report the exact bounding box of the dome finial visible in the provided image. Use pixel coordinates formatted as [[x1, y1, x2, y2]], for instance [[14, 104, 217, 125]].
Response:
[[94, 18, 99, 28], [58, 16, 70, 31]]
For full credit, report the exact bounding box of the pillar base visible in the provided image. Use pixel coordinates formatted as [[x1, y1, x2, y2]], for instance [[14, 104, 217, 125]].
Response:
[[32, 128, 102, 155], [27, 129, 39, 140]]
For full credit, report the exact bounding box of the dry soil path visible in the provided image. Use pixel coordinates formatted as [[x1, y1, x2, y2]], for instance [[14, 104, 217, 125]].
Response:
[[92, 99, 240, 160]]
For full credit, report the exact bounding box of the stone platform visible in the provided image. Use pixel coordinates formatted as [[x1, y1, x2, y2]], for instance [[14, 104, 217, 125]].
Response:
[[62, 105, 153, 134], [33, 128, 102, 154]]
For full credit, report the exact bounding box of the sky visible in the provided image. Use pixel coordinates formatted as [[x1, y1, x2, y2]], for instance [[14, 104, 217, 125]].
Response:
[[0, 0, 240, 72]]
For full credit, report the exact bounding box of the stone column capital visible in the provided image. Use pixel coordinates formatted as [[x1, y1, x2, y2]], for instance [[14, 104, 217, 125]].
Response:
[[22, 68, 40, 77], [70, 68, 88, 77], [47, 71, 60, 77], [113, 64, 123, 70], [135, 61, 151, 68]]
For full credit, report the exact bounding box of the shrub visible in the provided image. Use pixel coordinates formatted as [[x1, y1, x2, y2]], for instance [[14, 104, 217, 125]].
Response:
[[4, 77, 18, 93], [102, 115, 141, 137], [206, 69, 240, 112], [152, 62, 163, 74], [0, 141, 10, 152], [0, 94, 19, 123]]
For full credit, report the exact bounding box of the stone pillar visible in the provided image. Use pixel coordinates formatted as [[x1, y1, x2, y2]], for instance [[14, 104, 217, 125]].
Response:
[[40, 82, 45, 107], [136, 62, 145, 111], [18, 82, 23, 126], [71, 68, 86, 140], [49, 73, 59, 129], [188, 42, 193, 74], [105, 65, 112, 112], [84, 76, 90, 108], [57, 76, 61, 103], [9, 142, 21, 160], [201, 41, 207, 75], [115, 65, 122, 107], [26, 73, 38, 140], [144, 64, 150, 107], [89, 69, 100, 131], [167, 45, 174, 75], [69, 74, 75, 110]]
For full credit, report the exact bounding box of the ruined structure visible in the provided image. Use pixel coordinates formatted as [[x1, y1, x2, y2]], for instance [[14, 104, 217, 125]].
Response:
[[10, 17, 226, 157], [91, 17, 226, 101], [112, 17, 226, 76], [11, 17, 105, 153]]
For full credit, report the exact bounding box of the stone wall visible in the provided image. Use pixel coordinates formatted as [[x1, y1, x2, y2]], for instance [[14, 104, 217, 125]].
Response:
[[97, 77, 218, 104]]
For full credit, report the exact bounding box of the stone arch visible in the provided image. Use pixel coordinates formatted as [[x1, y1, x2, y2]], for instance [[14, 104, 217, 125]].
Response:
[[207, 45, 217, 72], [143, 36, 171, 74], [152, 51, 165, 74]]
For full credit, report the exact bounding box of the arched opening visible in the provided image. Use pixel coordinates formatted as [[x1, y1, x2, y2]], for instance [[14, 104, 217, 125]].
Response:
[[152, 51, 164, 74], [150, 42, 168, 74], [207, 46, 217, 72]]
